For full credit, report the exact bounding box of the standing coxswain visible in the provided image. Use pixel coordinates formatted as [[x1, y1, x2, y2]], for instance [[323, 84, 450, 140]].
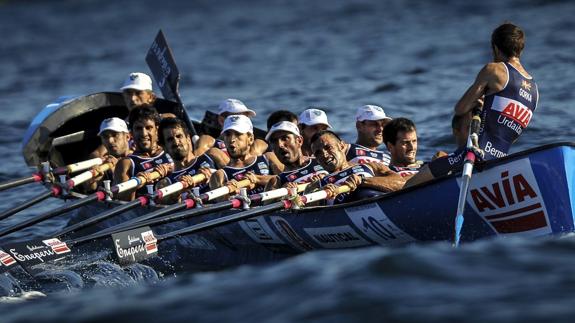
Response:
[[114, 105, 173, 201], [406, 23, 538, 187]]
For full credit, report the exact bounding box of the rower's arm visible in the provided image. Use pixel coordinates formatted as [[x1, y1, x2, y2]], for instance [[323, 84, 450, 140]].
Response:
[[193, 134, 216, 156], [206, 147, 230, 168], [403, 164, 434, 188], [363, 162, 406, 192], [208, 169, 226, 190], [251, 139, 269, 156], [264, 152, 285, 174], [454, 63, 506, 116], [114, 157, 136, 201], [263, 176, 281, 192]]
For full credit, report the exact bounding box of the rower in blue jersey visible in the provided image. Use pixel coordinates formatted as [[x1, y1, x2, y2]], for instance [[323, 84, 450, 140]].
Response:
[[346, 105, 392, 166], [114, 105, 173, 201], [406, 23, 539, 187], [383, 118, 422, 178], [264, 121, 328, 191], [193, 98, 268, 157], [307, 130, 404, 205], [298, 108, 332, 157], [156, 118, 229, 203], [209, 115, 276, 198]]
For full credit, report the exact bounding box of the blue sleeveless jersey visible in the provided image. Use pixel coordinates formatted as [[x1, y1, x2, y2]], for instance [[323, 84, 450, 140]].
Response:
[[128, 150, 173, 195], [278, 158, 328, 185], [319, 164, 375, 205], [167, 154, 217, 194], [479, 62, 538, 159], [223, 155, 270, 195], [346, 143, 391, 166], [389, 164, 421, 178], [429, 62, 538, 178]]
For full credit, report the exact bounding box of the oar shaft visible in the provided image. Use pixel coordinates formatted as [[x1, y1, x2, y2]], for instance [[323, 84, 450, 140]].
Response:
[[0, 174, 43, 192], [0, 192, 105, 238], [53, 158, 103, 175], [54, 197, 149, 237], [0, 190, 54, 221]]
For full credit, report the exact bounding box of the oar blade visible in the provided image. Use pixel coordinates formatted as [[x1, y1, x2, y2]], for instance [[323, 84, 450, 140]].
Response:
[[111, 226, 158, 266], [1, 238, 71, 275]]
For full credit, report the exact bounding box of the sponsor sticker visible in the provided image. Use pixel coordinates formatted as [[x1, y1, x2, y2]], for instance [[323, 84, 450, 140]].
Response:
[[239, 217, 285, 244], [42, 238, 71, 254], [462, 158, 551, 236], [345, 203, 415, 245], [111, 227, 158, 265], [0, 249, 16, 267], [303, 225, 371, 249]]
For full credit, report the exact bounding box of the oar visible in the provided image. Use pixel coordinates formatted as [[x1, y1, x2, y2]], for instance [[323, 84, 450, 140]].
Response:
[[0, 173, 43, 192], [108, 184, 350, 266], [74, 183, 309, 243], [85, 178, 253, 238], [0, 162, 114, 222], [53, 157, 103, 176], [54, 173, 206, 237], [454, 108, 482, 247], [0, 164, 170, 238]]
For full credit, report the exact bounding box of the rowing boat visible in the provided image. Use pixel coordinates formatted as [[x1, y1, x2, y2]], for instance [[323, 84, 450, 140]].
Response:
[[11, 92, 575, 274]]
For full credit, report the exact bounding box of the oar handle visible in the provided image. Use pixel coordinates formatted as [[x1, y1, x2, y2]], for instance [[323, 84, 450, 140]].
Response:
[[199, 179, 252, 202], [53, 157, 103, 175], [65, 162, 114, 189], [250, 183, 309, 203], [155, 174, 206, 200], [284, 184, 351, 207], [111, 164, 172, 194]]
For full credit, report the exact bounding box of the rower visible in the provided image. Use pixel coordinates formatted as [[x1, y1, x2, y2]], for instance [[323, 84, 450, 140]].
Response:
[[309, 130, 404, 205], [298, 108, 332, 156], [120, 72, 177, 119], [194, 98, 268, 157], [264, 121, 328, 190], [157, 117, 228, 202], [84, 118, 132, 192], [406, 23, 539, 188], [383, 118, 422, 177], [346, 105, 392, 165], [114, 105, 173, 201], [208, 115, 275, 198]]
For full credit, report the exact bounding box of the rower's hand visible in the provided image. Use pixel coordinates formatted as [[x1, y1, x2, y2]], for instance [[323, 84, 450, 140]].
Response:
[[197, 167, 214, 182], [243, 172, 258, 190], [284, 182, 299, 193], [304, 180, 321, 194], [103, 155, 118, 168], [307, 172, 326, 183], [343, 174, 363, 192], [323, 183, 339, 200]]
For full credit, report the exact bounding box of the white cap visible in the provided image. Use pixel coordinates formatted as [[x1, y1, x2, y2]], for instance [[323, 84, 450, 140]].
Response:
[[121, 72, 153, 91], [265, 121, 301, 141], [222, 115, 253, 134], [298, 108, 332, 128], [98, 117, 129, 135], [355, 105, 391, 121], [218, 98, 256, 117]]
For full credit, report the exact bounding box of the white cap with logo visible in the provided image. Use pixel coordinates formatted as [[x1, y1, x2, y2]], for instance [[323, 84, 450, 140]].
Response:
[[265, 121, 301, 141], [121, 72, 153, 91], [222, 115, 254, 134], [298, 108, 332, 128], [218, 98, 256, 117], [355, 105, 391, 121], [98, 117, 129, 135]]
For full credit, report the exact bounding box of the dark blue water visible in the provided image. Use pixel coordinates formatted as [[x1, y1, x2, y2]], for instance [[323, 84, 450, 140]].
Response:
[[0, 0, 574, 321]]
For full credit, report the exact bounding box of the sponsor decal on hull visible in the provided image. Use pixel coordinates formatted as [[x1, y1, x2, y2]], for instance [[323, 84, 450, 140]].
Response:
[[239, 217, 285, 245], [345, 203, 415, 245], [303, 226, 371, 249], [269, 216, 314, 251], [462, 158, 551, 236]]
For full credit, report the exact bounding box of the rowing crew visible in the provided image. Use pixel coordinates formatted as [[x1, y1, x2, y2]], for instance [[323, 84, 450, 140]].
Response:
[[87, 100, 416, 205]]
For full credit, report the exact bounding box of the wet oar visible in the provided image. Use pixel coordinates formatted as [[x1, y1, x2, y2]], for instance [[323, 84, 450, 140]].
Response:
[[0, 190, 55, 221], [53, 157, 103, 176], [0, 173, 43, 192], [0, 164, 169, 238], [109, 184, 350, 266], [454, 108, 482, 247]]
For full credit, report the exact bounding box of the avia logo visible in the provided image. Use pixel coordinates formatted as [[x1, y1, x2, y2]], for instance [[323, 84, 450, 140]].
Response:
[[492, 96, 533, 128], [465, 159, 550, 235], [521, 80, 532, 91], [356, 149, 366, 156]]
